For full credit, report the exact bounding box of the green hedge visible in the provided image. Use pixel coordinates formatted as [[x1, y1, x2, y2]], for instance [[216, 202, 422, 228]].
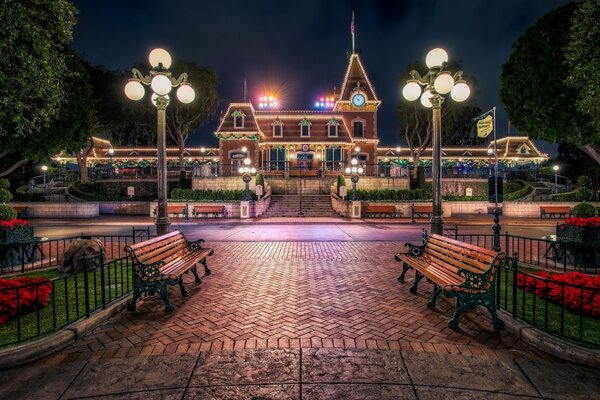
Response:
[[170, 188, 256, 201], [69, 183, 156, 201], [552, 191, 578, 201], [505, 180, 533, 201], [442, 195, 487, 201], [355, 189, 431, 201]]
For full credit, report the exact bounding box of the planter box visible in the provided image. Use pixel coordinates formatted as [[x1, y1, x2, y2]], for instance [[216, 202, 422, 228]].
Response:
[[0, 225, 34, 244], [557, 225, 600, 244]]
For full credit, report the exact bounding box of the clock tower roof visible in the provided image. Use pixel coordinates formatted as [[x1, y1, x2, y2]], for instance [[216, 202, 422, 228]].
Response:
[[338, 53, 378, 102]]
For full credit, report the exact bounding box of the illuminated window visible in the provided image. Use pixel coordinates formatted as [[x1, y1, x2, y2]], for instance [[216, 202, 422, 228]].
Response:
[[272, 119, 283, 137], [327, 118, 339, 137], [232, 109, 245, 129]]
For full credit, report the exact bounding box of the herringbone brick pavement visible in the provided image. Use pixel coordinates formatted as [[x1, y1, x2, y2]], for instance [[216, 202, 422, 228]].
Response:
[[46, 241, 548, 364]]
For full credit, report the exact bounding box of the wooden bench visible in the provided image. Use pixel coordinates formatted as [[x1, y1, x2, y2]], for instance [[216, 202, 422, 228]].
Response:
[[412, 204, 433, 218], [540, 206, 571, 219], [153, 205, 186, 218], [13, 206, 28, 218], [365, 204, 396, 218], [124, 231, 214, 312], [395, 234, 505, 330], [193, 205, 226, 218]]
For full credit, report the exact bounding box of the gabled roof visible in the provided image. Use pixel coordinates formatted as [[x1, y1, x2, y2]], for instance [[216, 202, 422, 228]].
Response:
[[215, 103, 260, 134], [338, 54, 378, 101], [489, 136, 547, 160]]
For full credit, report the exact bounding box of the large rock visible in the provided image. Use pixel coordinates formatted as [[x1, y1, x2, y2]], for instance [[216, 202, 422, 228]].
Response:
[[59, 239, 105, 273]]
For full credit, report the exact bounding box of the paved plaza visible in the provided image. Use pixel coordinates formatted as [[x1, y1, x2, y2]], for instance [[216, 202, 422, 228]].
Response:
[[2, 237, 599, 399]]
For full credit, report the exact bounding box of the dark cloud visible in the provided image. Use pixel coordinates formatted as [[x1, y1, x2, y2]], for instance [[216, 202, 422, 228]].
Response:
[[72, 0, 570, 150]]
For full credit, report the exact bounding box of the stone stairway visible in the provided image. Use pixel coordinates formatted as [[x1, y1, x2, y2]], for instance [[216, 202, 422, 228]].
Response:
[[262, 195, 338, 217]]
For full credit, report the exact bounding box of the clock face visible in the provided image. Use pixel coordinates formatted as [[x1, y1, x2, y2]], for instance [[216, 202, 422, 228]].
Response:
[[352, 93, 365, 107]]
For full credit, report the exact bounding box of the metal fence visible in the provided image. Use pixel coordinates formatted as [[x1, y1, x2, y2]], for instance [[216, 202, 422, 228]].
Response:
[[425, 227, 600, 347], [0, 227, 151, 275], [0, 253, 132, 348]]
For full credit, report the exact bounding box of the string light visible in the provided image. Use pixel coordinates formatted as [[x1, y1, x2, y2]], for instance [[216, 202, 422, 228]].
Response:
[[258, 95, 278, 109], [314, 95, 335, 109]]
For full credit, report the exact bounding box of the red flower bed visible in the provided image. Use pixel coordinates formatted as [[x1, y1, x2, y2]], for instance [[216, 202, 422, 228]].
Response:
[[0, 277, 52, 325], [561, 217, 600, 228], [517, 271, 600, 317], [0, 219, 29, 229]]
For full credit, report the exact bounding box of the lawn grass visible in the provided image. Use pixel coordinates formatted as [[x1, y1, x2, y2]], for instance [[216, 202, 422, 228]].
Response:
[[0, 260, 132, 347], [497, 268, 600, 349]]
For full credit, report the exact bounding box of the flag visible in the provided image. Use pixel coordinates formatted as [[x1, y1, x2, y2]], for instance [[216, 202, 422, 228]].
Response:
[[476, 115, 494, 138]]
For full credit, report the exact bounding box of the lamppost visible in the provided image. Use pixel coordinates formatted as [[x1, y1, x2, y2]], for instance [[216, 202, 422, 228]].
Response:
[[200, 147, 206, 163], [41, 165, 48, 192], [402, 48, 470, 235], [487, 148, 494, 177], [553, 165, 559, 193], [345, 158, 364, 201], [124, 48, 195, 236], [239, 158, 256, 201]]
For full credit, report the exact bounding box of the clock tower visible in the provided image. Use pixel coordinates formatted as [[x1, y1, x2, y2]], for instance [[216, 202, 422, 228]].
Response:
[[334, 53, 381, 165]]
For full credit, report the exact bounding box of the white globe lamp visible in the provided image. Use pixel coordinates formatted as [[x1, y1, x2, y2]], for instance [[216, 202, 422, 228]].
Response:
[[433, 71, 454, 94], [124, 80, 145, 101], [402, 81, 422, 101], [420, 90, 433, 108], [148, 48, 172, 69], [176, 83, 195, 104], [425, 48, 448, 68], [450, 82, 470, 102]]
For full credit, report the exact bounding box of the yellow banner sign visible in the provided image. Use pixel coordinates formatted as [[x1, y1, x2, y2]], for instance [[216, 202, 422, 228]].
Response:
[[477, 115, 493, 138]]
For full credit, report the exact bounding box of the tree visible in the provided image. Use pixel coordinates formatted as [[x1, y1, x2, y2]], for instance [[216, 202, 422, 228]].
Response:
[[500, 1, 600, 164], [165, 60, 218, 171], [398, 60, 482, 183], [0, 0, 77, 175], [565, 0, 600, 160]]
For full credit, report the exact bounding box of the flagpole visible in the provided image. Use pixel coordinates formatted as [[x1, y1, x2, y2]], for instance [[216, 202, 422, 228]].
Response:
[[351, 11, 355, 54]]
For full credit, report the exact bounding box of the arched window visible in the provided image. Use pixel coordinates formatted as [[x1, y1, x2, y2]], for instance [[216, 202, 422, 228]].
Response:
[[327, 118, 340, 137], [272, 119, 283, 137], [299, 118, 312, 137], [232, 109, 245, 129]]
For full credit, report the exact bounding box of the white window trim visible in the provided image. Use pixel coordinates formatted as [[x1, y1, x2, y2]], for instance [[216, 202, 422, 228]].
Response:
[[299, 119, 312, 138], [351, 118, 366, 138], [272, 120, 284, 137], [232, 110, 246, 129], [326, 119, 340, 138]]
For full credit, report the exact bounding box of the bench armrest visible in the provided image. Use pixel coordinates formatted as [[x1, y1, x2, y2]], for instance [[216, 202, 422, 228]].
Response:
[[186, 238, 206, 252], [454, 254, 504, 292], [405, 242, 425, 256], [135, 260, 165, 281]]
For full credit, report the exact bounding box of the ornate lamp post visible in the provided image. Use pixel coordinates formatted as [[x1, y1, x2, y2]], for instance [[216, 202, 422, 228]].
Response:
[[402, 48, 470, 235], [41, 165, 48, 192], [345, 158, 364, 201], [124, 48, 195, 236], [553, 165, 559, 193], [239, 158, 256, 201]]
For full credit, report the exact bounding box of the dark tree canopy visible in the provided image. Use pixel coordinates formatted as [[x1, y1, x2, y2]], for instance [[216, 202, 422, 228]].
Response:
[[500, 1, 600, 163], [0, 0, 77, 141]]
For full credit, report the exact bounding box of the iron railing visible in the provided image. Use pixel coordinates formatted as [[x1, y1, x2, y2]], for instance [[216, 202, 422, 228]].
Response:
[[0, 252, 133, 348], [0, 227, 150, 275]]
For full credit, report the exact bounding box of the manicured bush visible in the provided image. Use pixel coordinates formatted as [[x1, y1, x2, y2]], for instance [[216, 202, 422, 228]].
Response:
[[576, 187, 594, 201], [0, 179, 12, 204], [578, 176, 592, 189], [337, 175, 346, 196], [0, 277, 52, 325], [0, 205, 17, 220], [572, 202, 599, 218], [355, 188, 431, 202], [416, 166, 425, 189], [12, 192, 45, 202], [552, 192, 578, 201], [504, 180, 524, 194], [504, 181, 532, 201], [255, 173, 264, 187], [170, 188, 255, 201], [442, 194, 487, 201]]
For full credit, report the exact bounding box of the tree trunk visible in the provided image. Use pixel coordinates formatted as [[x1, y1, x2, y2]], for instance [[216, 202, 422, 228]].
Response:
[[178, 137, 185, 172], [76, 153, 88, 185], [0, 159, 28, 178], [580, 144, 600, 165]]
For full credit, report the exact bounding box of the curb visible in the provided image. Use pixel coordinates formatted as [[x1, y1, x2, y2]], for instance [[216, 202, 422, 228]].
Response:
[[0, 295, 131, 370], [497, 309, 600, 368]]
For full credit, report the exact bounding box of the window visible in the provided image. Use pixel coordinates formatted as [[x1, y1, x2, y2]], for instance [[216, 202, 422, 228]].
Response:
[[231, 109, 245, 129], [325, 148, 342, 161], [273, 124, 282, 137], [327, 118, 339, 137], [269, 148, 286, 170], [353, 121, 364, 137], [520, 147, 527, 154], [299, 118, 311, 137]]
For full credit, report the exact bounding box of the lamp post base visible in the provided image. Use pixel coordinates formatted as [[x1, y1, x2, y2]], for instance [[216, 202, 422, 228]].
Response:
[[492, 207, 501, 252], [430, 217, 443, 236], [155, 218, 171, 236]]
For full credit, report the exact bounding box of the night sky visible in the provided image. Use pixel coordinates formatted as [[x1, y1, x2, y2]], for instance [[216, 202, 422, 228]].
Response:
[[72, 0, 570, 151]]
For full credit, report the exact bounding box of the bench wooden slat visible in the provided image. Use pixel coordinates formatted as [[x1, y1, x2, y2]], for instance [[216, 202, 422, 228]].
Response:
[[428, 234, 499, 258], [126, 231, 182, 251], [424, 242, 493, 272]]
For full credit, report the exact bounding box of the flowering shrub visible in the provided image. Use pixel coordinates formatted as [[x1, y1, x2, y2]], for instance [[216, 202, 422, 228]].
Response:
[[0, 277, 52, 325], [0, 219, 29, 229], [517, 271, 600, 317], [561, 217, 600, 228]]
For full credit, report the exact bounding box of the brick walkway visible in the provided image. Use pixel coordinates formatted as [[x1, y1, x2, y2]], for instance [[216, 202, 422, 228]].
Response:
[[41, 241, 550, 365]]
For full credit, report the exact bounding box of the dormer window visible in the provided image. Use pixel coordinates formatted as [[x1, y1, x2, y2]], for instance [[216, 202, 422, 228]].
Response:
[[231, 109, 245, 129], [352, 118, 365, 138], [327, 118, 340, 137], [299, 118, 311, 137], [272, 119, 283, 137]]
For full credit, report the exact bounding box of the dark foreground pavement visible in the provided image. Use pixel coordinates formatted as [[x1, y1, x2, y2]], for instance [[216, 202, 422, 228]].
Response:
[[2, 348, 599, 400]]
